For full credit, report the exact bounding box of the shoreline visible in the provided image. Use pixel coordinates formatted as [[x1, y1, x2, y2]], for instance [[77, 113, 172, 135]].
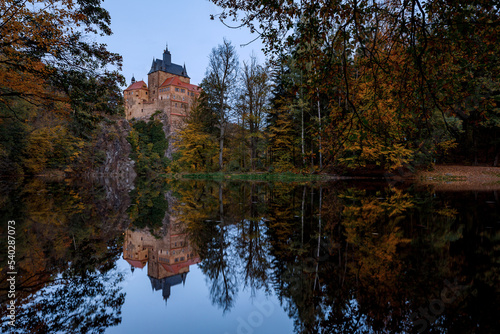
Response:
[[415, 165, 500, 191]]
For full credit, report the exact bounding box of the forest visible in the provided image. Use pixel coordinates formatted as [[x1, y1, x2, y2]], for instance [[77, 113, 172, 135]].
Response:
[[1, 0, 499, 177], [173, 0, 500, 175], [0, 0, 124, 176]]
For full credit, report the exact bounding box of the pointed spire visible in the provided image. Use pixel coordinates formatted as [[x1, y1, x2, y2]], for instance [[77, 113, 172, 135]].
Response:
[[182, 63, 188, 77], [131, 74, 136, 84], [163, 46, 171, 66], [182, 272, 187, 285]]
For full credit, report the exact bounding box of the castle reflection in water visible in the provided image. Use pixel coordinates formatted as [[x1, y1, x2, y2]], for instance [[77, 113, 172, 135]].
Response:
[[122, 217, 200, 303]]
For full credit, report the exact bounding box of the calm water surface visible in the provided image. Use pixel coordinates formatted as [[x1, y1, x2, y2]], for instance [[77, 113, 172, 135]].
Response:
[[0, 178, 499, 333]]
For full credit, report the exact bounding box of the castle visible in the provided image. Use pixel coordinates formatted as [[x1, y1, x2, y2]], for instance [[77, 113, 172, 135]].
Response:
[[124, 45, 200, 129], [123, 216, 200, 303]]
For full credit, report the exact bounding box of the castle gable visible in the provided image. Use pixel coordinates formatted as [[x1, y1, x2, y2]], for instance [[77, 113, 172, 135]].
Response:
[[160, 76, 200, 92], [124, 80, 147, 91]]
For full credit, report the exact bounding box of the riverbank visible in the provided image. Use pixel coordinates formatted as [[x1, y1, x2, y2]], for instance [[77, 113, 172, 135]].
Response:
[[170, 165, 500, 190], [415, 165, 500, 191], [175, 172, 333, 182]]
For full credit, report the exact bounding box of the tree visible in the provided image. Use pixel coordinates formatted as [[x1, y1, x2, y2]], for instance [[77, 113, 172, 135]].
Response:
[[236, 54, 271, 170], [202, 38, 239, 170], [0, 0, 123, 113], [174, 90, 219, 172], [210, 0, 500, 169]]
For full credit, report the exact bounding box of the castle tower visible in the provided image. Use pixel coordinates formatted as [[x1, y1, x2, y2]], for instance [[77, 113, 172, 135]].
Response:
[[163, 44, 171, 67]]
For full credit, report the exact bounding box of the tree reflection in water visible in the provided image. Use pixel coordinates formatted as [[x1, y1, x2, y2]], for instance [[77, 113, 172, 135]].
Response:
[[171, 180, 500, 334], [0, 178, 127, 333], [0, 178, 498, 333]]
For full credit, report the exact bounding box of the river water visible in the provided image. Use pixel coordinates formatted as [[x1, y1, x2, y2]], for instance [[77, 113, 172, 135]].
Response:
[[0, 178, 499, 333]]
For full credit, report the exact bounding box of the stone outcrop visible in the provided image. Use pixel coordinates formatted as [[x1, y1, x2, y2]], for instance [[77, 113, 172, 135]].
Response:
[[87, 118, 136, 189]]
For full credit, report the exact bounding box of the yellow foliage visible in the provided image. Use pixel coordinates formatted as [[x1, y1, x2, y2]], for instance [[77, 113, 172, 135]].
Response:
[[22, 124, 85, 174], [341, 187, 413, 288], [175, 121, 218, 172]]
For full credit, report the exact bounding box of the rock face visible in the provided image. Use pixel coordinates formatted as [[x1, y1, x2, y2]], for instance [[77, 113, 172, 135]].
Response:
[[88, 118, 136, 190]]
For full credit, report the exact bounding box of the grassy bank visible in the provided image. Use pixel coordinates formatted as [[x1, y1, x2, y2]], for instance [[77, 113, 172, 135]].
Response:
[[175, 172, 331, 182]]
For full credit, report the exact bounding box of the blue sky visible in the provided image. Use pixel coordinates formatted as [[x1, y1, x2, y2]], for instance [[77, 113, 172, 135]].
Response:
[[99, 0, 265, 88]]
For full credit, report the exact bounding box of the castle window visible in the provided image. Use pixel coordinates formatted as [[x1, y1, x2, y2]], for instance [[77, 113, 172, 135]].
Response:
[[175, 87, 179, 92], [181, 89, 185, 93], [175, 103, 177, 107]]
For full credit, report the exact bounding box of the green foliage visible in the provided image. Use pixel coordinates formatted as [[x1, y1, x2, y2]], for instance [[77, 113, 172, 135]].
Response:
[[128, 119, 168, 175], [128, 178, 168, 235]]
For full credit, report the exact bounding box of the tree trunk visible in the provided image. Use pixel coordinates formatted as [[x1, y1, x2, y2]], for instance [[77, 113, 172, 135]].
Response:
[[317, 91, 322, 170], [219, 125, 224, 170]]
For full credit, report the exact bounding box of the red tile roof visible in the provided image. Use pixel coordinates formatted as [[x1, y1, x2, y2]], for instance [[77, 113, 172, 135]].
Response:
[[124, 258, 147, 269], [160, 257, 200, 275], [124, 80, 147, 91], [159, 76, 200, 92]]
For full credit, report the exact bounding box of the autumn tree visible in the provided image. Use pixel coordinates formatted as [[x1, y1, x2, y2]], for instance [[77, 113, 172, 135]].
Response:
[[174, 94, 219, 172], [210, 0, 500, 170], [0, 0, 124, 175], [202, 38, 239, 170], [0, 0, 123, 114]]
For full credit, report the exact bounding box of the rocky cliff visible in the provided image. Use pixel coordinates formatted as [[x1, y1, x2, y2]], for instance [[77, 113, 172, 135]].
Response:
[[87, 118, 136, 190]]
